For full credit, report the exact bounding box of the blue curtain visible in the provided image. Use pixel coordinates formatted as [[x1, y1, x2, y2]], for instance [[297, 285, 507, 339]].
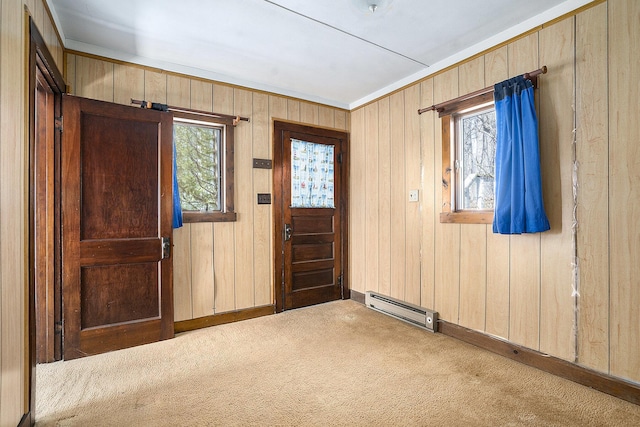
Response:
[[492, 75, 549, 234], [172, 137, 183, 229]]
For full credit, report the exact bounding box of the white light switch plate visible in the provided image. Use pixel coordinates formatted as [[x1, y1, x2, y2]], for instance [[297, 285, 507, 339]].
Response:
[[409, 190, 419, 202]]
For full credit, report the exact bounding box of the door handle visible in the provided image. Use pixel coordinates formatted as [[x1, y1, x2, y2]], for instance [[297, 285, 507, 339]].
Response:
[[284, 224, 292, 241], [162, 236, 171, 259]]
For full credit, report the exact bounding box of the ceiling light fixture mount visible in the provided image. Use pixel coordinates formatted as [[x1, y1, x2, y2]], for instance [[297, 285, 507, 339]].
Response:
[[351, 0, 395, 16]]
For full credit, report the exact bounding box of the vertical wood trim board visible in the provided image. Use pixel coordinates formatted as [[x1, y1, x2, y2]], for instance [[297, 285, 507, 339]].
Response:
[[252, 93, 272, 307], [433, 68, 460, 323], [349, 108, 366, 294], [506, 33, 541, 351], [575, 2, 609, 373], [389, 91, 406, 301], [212, 83, 236, 314], [378, 97, 392, 298], [1, 1, 26, 423], [419, 79, 436, 311], [233, 88, 255, 310], [404, 84, 422, 306], [457, 57, 487, 332], [483, 46, 510, 340], [538, 17, 576, 362], [364, 103, 380, 296], [608, 0, 640, 381]]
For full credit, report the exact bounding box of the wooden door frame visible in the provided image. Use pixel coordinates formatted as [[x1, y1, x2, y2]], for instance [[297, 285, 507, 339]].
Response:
[[28, 15, 66, 423], [273, 120, 350, 312]]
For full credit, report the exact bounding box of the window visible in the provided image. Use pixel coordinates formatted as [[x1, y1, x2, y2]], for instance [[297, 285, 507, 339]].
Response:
[[440, 92, 495, 224], [291, 139, 335, 208], [173, 111, 236, 222]]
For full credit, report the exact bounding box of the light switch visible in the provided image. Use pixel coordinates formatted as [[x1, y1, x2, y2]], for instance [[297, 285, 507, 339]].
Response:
[[409, 190, 419, 202], [257, 193, 271, 204]]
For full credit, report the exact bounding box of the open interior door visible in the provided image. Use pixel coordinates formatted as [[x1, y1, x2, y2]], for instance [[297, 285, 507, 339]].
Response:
[[61, 95, 174, 359]]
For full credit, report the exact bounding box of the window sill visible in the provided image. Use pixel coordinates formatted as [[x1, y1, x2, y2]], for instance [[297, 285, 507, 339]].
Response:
[[183, 211, 237, 223], [440, 211, 493, 224]]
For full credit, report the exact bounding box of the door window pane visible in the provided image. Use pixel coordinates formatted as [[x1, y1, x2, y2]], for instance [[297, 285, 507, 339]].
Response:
[[291, 139, 335, 208]]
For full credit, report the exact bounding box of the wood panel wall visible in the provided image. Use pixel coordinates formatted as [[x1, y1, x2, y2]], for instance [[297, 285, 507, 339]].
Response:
[[2, 3, 636, 424], [66, 54, 349, 322], [1, 0, 64, 424], [350, 0, 640, 385], [606, 0, 640, 381]]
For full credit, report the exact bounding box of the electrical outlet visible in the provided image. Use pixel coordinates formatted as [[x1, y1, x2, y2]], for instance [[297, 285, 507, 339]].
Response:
[[409, 189, 419, 202]]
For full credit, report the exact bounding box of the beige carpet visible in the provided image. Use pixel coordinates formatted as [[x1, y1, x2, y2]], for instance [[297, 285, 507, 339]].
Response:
[[36, 300, 640, 426]]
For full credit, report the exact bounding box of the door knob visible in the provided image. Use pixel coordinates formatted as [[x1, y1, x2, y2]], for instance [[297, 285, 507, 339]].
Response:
[[284, 223, 292, 241]]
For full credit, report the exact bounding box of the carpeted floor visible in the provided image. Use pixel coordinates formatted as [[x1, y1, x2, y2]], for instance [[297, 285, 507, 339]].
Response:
[[36, 300, 640, 426]]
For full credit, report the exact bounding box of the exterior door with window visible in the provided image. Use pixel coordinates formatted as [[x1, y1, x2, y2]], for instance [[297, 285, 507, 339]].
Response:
[[274, 121, 349, 311], [61, 95, 174, 360]]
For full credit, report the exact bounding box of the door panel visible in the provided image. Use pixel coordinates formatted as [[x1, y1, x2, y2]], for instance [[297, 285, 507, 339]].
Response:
[[290, 209, 336, 289], [80, 263, 159, 328], [62, 95, 173, 359], [80, 114, 159, 239], [274, 121, 349, 311]]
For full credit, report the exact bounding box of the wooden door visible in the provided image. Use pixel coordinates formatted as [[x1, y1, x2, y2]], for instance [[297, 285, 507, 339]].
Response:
[[274, 121, 349, 311], [62, 95, 174, 360]]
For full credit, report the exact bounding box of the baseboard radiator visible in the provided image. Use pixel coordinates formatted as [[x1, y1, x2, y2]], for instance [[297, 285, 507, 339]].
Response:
[[365, 291, 438, 333]]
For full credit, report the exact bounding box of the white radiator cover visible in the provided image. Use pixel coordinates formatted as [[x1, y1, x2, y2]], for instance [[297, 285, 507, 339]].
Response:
[[365, 291, 438, 332]]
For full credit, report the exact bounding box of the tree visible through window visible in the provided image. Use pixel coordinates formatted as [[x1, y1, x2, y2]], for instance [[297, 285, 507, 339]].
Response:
[[456, 105, 496, 210], [440, 92, 495, 224], [174, 121, 221, 211], [172, 111, 236, 223]]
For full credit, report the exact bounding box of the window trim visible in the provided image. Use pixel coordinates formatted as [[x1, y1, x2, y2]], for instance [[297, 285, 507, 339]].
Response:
[[173, 111, 237, 223], [440, 91, 494, 224]]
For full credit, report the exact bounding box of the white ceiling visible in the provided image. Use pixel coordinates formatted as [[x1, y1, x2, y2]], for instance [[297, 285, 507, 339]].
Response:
[[48, 0, 593, 109]]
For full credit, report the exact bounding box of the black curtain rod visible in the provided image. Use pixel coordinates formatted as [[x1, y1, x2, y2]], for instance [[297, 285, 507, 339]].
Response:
[[131, 99, 250, 125], [417, 66, 547, 115]]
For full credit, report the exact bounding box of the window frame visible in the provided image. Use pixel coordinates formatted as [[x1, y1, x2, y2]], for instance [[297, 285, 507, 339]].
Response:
[[173, 110, 237, 223], [440, 91, 494, 224]]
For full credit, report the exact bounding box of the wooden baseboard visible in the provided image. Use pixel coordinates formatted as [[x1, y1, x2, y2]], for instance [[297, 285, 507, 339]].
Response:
[[438, 320, 640, 406], [350, 289, 365, 304], [174, 305, 275, 334], [18, 411, 31, 427], [350, 294, 639, 406]]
